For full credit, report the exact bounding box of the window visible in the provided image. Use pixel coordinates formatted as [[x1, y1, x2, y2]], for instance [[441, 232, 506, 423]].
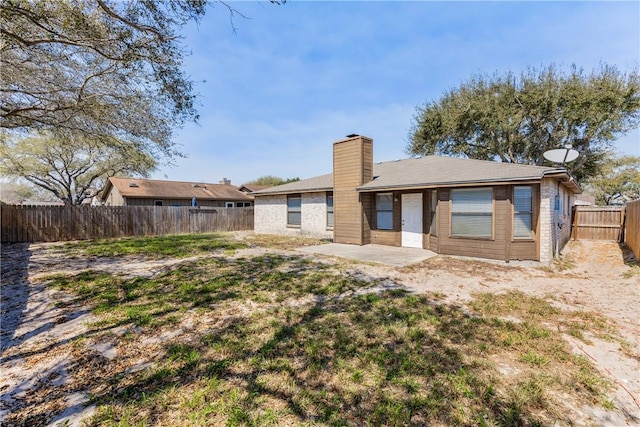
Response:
[[287, 195, 301, 226], [326, 193, 334, 228], [429, 190, 437, 236], [376, 193, 393, 230], [451, 188, 493, 238], [225, 202, 234, 208], [514, 186, 533, 239], [154, 200, 163, 206]]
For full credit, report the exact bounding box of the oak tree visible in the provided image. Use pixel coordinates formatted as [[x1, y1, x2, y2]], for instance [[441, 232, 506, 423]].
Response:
[[407, 64, 640, 181], [1, 0, 285, 202], [0, 130, 156, 205], [583, 155, 640, 205], [1, 0, 211, 161], [244, 175, 300, 187]]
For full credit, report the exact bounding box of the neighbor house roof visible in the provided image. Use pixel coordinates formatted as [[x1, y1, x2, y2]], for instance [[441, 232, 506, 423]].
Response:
[[252, 173, 333, 195], [238, 184, 272, 193], [252, 156, 581, 195], [103, 177, 254, 201]]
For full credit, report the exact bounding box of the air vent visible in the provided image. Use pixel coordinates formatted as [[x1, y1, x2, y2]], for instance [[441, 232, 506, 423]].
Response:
[[128, 183, 139, 188]]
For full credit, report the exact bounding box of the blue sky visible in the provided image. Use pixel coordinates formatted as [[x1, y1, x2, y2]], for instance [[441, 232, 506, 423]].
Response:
[[153, 1, 640, 185]]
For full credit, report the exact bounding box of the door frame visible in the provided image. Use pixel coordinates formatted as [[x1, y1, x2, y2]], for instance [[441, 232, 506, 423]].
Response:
[[401, 193, 423, 248]]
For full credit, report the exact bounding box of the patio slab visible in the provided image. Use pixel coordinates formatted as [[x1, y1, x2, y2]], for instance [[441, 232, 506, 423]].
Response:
[[297, 243, 437, 267]]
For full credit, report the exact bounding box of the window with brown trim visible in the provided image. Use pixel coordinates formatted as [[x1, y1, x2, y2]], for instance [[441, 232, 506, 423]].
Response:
[[450, 188, 493, 238], [376, 193, 393, 230], [429, 190, 437, 236], [514, 186, 533, 239]]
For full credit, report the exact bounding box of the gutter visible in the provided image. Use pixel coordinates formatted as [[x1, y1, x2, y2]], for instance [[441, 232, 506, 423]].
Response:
[[541, 170, 582, 194], [252, 186, 333, 196], [356, 175, 559, 192]]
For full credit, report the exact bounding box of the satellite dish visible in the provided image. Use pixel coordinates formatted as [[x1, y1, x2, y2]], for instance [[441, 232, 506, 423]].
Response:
[[543, 148, 579, 164]]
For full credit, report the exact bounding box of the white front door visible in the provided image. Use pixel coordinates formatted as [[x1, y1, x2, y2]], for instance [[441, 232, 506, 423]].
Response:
[[401, 193, 423, 248]]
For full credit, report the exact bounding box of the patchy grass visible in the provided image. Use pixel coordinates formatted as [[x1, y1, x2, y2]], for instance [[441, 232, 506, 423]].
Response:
[[399, 255, 525, 278], [33, 253, 614, 427], [553, 257, 576, 271], [60, 233, 247, 258], [621, 265, 640, 279], [80, 290, 611, 427], [10, 236, 618, 426], [43, 254, 366, 330], [471, 291, 618, 342], [242, 233, 328, 250]]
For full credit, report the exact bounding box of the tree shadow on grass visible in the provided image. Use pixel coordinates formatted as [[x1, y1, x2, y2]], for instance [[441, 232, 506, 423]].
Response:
[[4, 253, 607, 426], [84, 291, 552, 426], [1, 243, 33, 353]]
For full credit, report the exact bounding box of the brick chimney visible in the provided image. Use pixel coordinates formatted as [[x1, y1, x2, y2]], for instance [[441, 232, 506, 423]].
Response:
[[332, 135, 373, 245], [219, 178, 231, 185]]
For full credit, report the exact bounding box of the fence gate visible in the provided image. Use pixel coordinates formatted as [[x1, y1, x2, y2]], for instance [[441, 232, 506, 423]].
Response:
[[571, 206, 625, 241]]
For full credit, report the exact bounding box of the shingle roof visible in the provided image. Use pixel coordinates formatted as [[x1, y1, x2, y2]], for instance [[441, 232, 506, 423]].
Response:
[[239, 184, 272, 193], [359, 156, 566, 191], [252, 173, 333, 195], [252, 156, 578, 195], [105, 177, 253, 201]]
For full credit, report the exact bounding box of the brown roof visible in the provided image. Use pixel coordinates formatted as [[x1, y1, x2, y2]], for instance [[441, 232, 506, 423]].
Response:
[[104, 177, 253, 201], [358, 156, 571, 191], [252, 173, 333, 195], [252, 155, 580, 195], [239, 184, 271, 193]]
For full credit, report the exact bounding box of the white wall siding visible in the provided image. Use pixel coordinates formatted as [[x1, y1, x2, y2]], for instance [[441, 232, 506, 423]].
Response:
[[540, 178, 574, 263], [254, 194, 287, 234], [254, 192, 333, 239]]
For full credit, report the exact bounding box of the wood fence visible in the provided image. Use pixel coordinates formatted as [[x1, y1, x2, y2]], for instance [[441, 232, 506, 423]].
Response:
[[1, 205, 254, 243], [571, 205, 625, 241], [625, 200, 640, 259]]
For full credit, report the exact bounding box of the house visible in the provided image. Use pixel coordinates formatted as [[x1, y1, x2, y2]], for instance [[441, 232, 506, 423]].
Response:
[[252, 135, 581, 263], [574, 193, 596, 206], [238, 184, 271, 194], [101, 177, 254, 207]]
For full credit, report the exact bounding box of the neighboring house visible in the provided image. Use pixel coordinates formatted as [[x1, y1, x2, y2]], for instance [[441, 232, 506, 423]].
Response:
[[253, 135, 581, 263], [101, 177, 254, 207], [238, 184, 271, 194], [574, 193, 596, 206]]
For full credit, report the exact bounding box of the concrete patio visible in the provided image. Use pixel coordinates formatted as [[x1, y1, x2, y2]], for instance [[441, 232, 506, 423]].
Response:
[[297, 243, 437, 267]]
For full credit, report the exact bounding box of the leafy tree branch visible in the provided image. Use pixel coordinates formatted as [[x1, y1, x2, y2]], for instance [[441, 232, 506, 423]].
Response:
[[407, 64, 640, 181]]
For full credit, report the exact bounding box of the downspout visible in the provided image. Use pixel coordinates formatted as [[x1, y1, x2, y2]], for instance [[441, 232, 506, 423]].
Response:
[[554, 180, 560, 258]]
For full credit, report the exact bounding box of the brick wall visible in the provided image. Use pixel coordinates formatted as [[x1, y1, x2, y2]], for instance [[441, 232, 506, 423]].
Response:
[[540, 178, 575, 263], [254, 192, 333, 239]]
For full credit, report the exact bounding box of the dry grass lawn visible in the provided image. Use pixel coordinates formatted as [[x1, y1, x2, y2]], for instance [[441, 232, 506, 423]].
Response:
[[1, 233, 638, 426]]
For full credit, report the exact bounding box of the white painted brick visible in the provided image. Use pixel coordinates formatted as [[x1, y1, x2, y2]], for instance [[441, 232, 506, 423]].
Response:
[[254, 192, 333, 239], [540, 178, 574, 263]]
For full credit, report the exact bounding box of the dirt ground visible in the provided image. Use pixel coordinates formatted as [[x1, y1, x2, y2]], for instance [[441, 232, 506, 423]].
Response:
[[1, 237, 638, 426]]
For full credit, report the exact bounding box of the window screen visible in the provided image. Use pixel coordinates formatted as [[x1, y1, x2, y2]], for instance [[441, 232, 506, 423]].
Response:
[[429, 190, 437, 235], [287, 195, 301, 226], [514, 186, 533, 239], [326, 193, 334, 228], [451, 188, 493, 238], [376, 193, 393, 230]]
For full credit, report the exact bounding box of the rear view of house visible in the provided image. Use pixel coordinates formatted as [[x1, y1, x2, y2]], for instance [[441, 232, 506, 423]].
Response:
[[253, 135, 580, 263], [101, 177, 254, 208]]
